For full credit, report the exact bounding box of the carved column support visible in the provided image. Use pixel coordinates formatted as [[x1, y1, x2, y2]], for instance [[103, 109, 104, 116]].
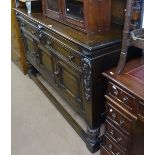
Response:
[[82, 58, 92, 101]]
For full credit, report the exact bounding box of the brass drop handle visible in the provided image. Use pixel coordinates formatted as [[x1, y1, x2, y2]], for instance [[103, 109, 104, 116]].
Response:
[[68, 55, 74, 61], [112, 86, 118, 96], [113, 89, 118, 96], [109, 109, 116, 120]]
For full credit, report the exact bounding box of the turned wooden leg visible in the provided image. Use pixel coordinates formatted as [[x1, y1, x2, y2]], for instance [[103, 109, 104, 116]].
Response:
[[115, 51, 128, 74], [86, 127, 101, 153]]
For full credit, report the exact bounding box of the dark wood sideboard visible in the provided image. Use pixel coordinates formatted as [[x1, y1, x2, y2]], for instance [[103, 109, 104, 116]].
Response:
[[101, 57, 144, 155], [14, 6, 142, 153]]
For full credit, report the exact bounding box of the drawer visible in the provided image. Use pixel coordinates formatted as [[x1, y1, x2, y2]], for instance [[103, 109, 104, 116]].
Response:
[[104, 135, 126, 155], [138, 101, 144, 118], [108, 82, 137, 114], [100, 145, 111, 155], [105, 119, 129, 150], [45, 35, 82, 67], [19, 16, 38, 37], [105, 96, 135, 134]]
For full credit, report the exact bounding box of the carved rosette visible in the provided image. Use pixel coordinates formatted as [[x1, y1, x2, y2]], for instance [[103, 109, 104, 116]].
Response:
[[82, 58, 92, 101]]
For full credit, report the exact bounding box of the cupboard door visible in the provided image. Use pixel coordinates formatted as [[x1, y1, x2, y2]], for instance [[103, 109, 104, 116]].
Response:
[[36, 44, 56, 80], [65, 0, 84, 20], [24, 33, 38, 65], [56, 59, 83, 107]]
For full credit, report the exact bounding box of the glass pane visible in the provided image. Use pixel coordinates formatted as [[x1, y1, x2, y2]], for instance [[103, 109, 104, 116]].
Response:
[[65, 0, 84, 20], [47, 0, 59, 12]]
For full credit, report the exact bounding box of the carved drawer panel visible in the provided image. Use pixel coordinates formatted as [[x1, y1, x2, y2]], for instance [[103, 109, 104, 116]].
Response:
[[105, 96, 135, 135], [19, 16, 38, 37], [44, 34, 82, 68], [108, 82, 137, 115], [104, 135, 126, 155], [105, 119, 129, 151]]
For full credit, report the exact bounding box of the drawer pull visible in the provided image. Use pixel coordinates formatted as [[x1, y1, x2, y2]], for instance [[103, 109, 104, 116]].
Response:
[[119, 120, 125, 126], [115, 152, 120, 155], [31, 30, 36, 35], [109, 108, 113, 113], [112, 113, 116, 119], [123, 96, 129, 103], [37, 24, 43, 30], [117, 137, 122, 142], [108, 144, 113, 150], [110, 130, 114, 136], [68, 55, 74, 61], [113, 89, 118, 96], [47, 40, 52, 45], [112, 86, 118, 96], [54, 71, 59, 76]]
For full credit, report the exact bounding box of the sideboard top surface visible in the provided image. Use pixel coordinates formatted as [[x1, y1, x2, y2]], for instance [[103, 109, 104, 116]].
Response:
[[14, 8, 123, 51], [102, 57, 144, 101]]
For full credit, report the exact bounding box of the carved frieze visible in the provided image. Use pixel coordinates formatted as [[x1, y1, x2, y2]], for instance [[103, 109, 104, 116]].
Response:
[[82, 58, 92, 101]]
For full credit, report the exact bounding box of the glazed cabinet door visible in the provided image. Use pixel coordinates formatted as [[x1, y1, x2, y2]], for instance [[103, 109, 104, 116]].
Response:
[[55, 59, 84, 109], [43, 0, 62, 20]]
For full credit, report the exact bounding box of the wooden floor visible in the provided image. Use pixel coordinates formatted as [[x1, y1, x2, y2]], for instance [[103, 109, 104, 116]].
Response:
[[11, 62, 100, 155]]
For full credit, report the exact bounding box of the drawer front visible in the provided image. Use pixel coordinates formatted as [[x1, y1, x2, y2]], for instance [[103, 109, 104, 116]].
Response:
[[100, 145, 111, 155], [106, 98, 133, 134], [19, 16, 38, 37], [105, 120, 129, 150], [104, 135, 126, 155], [44, 34, 82, 67], [108, 82, 137, 114], [138, 101, 144, 118]]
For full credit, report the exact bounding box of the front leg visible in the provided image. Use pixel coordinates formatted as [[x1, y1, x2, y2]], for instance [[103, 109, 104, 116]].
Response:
[[86, 127, 101, 153], [26, 60, 37, 78]]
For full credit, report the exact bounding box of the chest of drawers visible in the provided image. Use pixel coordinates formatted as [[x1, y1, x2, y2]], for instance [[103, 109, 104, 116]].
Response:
[[101, 58, 144, 155]]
